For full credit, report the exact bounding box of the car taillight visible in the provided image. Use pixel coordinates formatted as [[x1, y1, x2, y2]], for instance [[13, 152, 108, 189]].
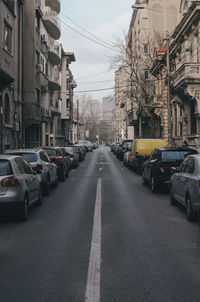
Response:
[[56, 156, 63, 164], [157, 162, 170, 168], [1, 176, 20, 187]]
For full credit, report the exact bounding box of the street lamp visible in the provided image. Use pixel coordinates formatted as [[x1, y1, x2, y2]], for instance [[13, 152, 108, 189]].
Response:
[[131, 4, 172, 145]]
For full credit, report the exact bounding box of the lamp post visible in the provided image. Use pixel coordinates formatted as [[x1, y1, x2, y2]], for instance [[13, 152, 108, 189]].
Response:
[[131, 4, 172, 145]]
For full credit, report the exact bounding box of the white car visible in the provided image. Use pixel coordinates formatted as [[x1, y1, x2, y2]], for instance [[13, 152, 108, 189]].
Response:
[[0, 155, 42, 221], [5, 149, 58, 195]]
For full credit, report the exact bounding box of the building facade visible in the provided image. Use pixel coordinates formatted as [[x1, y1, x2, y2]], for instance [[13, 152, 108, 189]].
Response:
[[23, 0, 61, 147], [151, 0, 200, 147], [61, 51, 77, 144], [119, 0, 181, 140], [0, 0, 24, 152]]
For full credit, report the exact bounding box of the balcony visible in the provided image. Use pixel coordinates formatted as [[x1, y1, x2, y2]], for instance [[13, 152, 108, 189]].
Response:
[[48, 39, 61, 65], [48, 73, 61, 91], [45, 0, 60, 14], [49, 103, 61, 116], [43, 6, 61, 40], [0, 50, 14, 89], [172, 63, 200, 88]]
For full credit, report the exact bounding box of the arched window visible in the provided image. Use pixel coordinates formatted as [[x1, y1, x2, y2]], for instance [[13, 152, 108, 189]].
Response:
[[4, 94, 10, 125]]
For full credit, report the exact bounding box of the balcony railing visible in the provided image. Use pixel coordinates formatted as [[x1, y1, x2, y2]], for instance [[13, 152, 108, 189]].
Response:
[[46, 0, 60, 14], [43, 6, 61, 40], [48, 39, 61, 65], [172, 63, 200, 88]]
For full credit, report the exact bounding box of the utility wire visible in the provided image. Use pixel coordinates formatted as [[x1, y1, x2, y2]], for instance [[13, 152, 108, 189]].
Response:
[[61, 13, 113, 48], [60, 19, 118, 53], [76, 70, 112, 80]]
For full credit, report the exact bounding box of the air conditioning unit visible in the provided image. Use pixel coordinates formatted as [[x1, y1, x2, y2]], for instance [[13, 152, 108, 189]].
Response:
[[13, 122, 19, 131]]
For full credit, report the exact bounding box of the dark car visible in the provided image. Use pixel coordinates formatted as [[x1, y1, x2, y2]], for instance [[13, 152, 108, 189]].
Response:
[[142, 146, 199, 193], [71, 145, 84, 162], [62, 146, 79, 169], [60, 147, 71, 172], [41, 147, 69, 181], [117, 140, 133, 161]]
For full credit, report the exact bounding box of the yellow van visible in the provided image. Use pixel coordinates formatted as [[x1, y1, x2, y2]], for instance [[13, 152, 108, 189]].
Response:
[[128, 139, 167, 174]]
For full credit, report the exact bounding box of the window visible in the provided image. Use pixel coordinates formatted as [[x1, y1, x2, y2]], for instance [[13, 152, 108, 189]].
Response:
[[3, 22, 12, 53], [144, 70, 149, 80], [142, 18, 148, 29], [36, 89, 40, 104], [66, 79, 70, 90], [4, 94, 10, 125], [144, 43, 149, 54], [15, 158, 33, 175], [0, 160, 13, 176], [191, 101, 197, 134], [185, 158, 195, 174], [40, 151, 50, 162], [36, 51, 40, 66]]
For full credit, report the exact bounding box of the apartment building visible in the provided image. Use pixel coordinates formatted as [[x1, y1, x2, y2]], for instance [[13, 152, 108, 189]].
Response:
[[61, 50, 77, 144], [0, 0, 24, 152], [151, 0, 200, 147], [122, 0, 181, 139], [23, 0, 61, 147]]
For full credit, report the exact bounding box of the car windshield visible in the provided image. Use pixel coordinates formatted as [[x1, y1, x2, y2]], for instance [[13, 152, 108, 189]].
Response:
[[162, 150, 197, 161], [73, 146, 80, 151], [0, 160, 13, 176], [16, 153, 38, 163], [65, 147, 73, 154], [44, 149, 56, 156]]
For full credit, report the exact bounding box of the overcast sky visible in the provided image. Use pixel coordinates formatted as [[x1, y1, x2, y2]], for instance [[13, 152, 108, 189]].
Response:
[[60, 0, 135, 100]]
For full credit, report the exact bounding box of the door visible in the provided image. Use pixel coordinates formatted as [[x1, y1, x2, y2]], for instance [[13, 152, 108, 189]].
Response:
[[15, 158, 39, 203]]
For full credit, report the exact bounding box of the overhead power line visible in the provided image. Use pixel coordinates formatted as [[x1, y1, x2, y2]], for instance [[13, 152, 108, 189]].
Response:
[[61, 13, 113, 48], [76, 70, 112, 80], [60, 19, 118, 53]]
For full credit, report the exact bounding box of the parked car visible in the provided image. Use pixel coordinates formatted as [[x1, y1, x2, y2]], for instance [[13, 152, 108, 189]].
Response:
[[128, 139, 166, 174], [62, 146, 79, 169], [123, 142, 132, 167], [113, 143, 121, 155], [117, 140, 133, 161], [5, 149, 58, 195], [142, 146, 199, 193], [41, 147, 69, 181], [79, 140, 93, 152], [60, 147, 71, 172], [0, 155, 42, 221], [170, 154, 200, 221], [73, 144, 86, 161]]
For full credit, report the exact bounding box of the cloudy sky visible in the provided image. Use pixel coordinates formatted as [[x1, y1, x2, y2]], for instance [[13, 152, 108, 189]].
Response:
[[60, 0, 135, 100]]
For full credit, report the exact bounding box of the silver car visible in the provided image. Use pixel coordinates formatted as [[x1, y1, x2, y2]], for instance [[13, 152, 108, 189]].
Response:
[[170, 154, 200, 221], [0, 155, 42, 221], [5, 149, 58, 195]]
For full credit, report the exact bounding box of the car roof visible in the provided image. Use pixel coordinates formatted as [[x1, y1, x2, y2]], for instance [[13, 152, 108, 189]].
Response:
[[155, 146, 199, 152], [5, 148, 42, 154], [0, 154, 21, 160]]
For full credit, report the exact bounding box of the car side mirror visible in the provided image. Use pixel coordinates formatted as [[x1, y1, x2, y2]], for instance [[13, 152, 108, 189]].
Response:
[[170, 167, 179, 174]]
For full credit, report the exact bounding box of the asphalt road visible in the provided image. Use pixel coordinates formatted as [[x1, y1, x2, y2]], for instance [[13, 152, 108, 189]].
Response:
[[0, 147, 200, 302]]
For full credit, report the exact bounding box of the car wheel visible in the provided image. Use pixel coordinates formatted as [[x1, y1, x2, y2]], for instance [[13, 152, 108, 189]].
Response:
[[36, 187, 43, 206], [20, 194, 29, 221], [186, 196, 194, 221], [151, 175, 158, 193], [43, 176, 50, 196], [170, 187, 176, 205], [142, 171, 148, 185], [65, 168, 69, 178], [53, 177, 58, 188]]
